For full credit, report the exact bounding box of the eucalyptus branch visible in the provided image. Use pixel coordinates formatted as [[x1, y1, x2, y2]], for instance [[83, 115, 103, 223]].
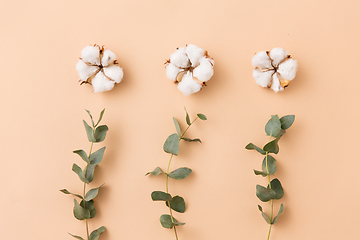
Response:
[[245, 114, 295, 240], [60, 109, 108, 240], [146, 108, 207, 240]]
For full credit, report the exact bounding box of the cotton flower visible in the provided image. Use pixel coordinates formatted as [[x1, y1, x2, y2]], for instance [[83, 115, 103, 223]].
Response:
[[76, 44, 124, 93], [165, 44, 214, 96], [252, 47, 298, 93]]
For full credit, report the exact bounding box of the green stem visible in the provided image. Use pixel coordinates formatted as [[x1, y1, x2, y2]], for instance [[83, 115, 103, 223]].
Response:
[[82, 140, 94, 240], [265, 133, 273, 240], [166, 154, 179, 240], [164, 117, 198, 240]]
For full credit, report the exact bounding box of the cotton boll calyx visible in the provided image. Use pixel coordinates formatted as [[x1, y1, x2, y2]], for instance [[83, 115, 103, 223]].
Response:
[[165, 44, 214, 96], [76, 44, 124, 92], [251, 47, 297, 93]]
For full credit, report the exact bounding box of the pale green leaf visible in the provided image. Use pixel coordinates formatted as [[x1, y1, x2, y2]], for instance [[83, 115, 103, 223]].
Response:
[[262, 155, 277, 175], [83, 120, 96, 142], [145, 167, 165, 176], [163, 133, 180, 155], [84, 184, 104, 201], [73, 199, 90, 220], [166, 196, 185, 213], [89, 226, 105, 240], [256, 185, 276, 202], [197, 113, 207, 120], [168, 167, 192, 180], [69, 233, 84, 240], [265, 115, 281, 137], [94, 125, 108, 143], [280, 115, 295, 130], [72, 164, 89, 184], [60, 189, 83, 199], [73, 150, 89, 163], [173, 117, 181, 137], [245, 143, 266, 155], [89, 147, 106, 165], [272, 203, 284, 224], [151, 191, 172, 201]]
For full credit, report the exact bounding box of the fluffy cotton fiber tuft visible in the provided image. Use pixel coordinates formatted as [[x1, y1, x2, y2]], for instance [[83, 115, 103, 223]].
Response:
[[165, 44, 214, 96], [76, 44, 124, 93], [251, 47, 297, 93]]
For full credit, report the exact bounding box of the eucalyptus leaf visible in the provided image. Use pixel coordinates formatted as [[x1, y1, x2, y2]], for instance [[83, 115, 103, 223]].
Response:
[[145, 167, 165, 176], [256, 185, 276, 202], [262, 155, 277, 175], [60, 189, 83, 199], [89, 147, 106, 165], [245, 143, 266, 155], [257, 205, 272, 224], [85, 109, 95, 127], [151, 191, 172, 201], [163, 133, 180, 155], [280, 115, 295, 130], [173, 117, 181, 137], [84, 184, 104, 201], [160, 214, 184, 229], [89, 226, 105, 240], [168, 167, 192, 180], [197, 113, 207, 120], [95, 109, 105, 127], [94, 125, 108, 143], [85, 164, 96, 183], [72, 164, 89, 184], [253, 170, 268, 177], [265, 115, 281, 137], [83, 120, 96, 142], [263, 139, 279, 154], [80, 200, 96, 218], [272, 203, 284, 224], [166, 196, 185, 213], [73, 150, 89, 163], [182, 137, 202, 143], [73, 199, 90, 220], [268, 178, 284, 200], [185, 108, 191, 126], [69, 233, 85, 240]]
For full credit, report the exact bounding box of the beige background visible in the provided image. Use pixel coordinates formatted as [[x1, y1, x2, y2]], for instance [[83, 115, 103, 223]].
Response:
[[1, 0, 360, 239]]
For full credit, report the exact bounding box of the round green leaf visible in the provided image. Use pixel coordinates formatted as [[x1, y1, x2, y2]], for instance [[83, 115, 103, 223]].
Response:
[[145, 167, 165, 176], [263, 139, 279, 154], [80, 200, 96, 219], [73, 199, 90, 220], [84, 184, 104, 201], [265, 115, 281, 137], [160, 214, 184, 229], [262, 155, 277, 175], [173, 117, 181, 137], [94, 125, 108, 142], [89, 147, 106, 165], [151, 191, 172, 201], [197, 113, 207, 120], [256, 185, 276, 202], [89, 226, 105, 240], [73, 150, 89, 163], [268, 178, 284, 199], [69, 233, 84, 240], [168, 167, 192, 180], [272, 203, 284, 224], [166, 196, 185, 213], [83, 120, 96, 142], [245, 143, 266, 155], [280, 115, 295, 130], [163, 133, 180, 155]]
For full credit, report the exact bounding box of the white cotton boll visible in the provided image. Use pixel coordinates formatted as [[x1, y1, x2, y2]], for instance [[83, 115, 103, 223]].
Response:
[[177, 72, 202, 96], [170, 47, 190, 68], [185, 44, 205, 67], [277, 59, 298, 80], [270, 73, 284, 93], [269, 47, 288, 67], [192, 57, 214, 82], [103, 65, 123, 83], [81, 45, 100, 65], [251, 51, 272, 69], [253, 69, 275, 88], [101, 49, 117, 67], [76, 60, 99, 82], [91, 72, 115, 93], [166, 63, 182, 81]]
